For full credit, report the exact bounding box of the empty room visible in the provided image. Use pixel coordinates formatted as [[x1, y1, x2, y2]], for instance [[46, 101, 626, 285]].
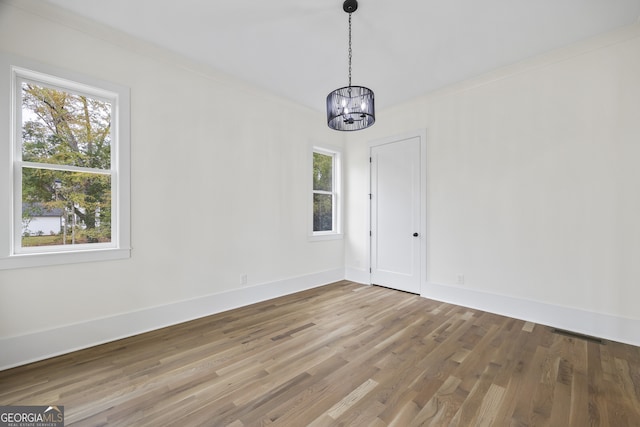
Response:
[[1, 0, 639, 425]]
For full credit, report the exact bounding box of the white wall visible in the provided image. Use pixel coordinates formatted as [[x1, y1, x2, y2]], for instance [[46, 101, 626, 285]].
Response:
[[345, 23, 640, 345], [0, 1, 345, 369]]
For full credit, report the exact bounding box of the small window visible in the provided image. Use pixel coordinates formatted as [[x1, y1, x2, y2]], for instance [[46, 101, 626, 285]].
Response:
[[311, 147, 341, 239], [0, 55, 130, 269]]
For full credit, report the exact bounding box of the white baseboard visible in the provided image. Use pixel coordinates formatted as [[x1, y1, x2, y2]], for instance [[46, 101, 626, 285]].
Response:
[[424, 281, 640, 347], [4, 272, 637, 371], [0, 269, 343, 371]]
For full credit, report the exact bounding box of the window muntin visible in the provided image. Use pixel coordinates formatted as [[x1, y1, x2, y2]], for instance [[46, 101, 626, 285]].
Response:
[[312, 148, 340, 236]]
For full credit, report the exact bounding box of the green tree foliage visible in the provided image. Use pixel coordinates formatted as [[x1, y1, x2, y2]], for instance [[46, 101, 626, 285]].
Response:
[[21, 82, 112, 245], [313, 152, 333, 232]]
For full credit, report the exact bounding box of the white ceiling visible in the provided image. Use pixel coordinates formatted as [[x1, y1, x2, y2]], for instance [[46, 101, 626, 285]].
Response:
[[43, 0, 640, 112]]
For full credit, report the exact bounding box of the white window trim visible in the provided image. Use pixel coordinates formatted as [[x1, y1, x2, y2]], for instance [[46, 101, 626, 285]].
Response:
[[0, 53, 131, 269], [309, 145, 343, 241]]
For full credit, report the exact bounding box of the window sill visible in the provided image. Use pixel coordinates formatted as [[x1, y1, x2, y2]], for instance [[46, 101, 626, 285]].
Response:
[[0, 247, 131, 270], [308, 232, 343, 242]]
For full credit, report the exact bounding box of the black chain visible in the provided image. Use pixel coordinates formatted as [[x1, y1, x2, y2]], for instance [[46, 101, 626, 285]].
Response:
[[348, 12, 352, 88]]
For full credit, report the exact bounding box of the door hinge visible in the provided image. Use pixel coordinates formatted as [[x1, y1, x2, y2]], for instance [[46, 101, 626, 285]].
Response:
[[369, 157, 372, 163], [369, 230, 372, 236], [368, 193, 372, 199]]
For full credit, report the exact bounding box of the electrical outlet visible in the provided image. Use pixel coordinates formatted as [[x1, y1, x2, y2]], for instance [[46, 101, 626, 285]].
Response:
[[240, 274, 247, 285], [456, 274, 465, 285]]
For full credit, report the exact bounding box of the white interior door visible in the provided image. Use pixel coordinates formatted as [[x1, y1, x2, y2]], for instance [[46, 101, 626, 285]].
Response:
[[370, 135, 423, 294]]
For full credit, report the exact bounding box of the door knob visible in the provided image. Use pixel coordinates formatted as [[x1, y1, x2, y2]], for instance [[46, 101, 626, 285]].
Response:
[[413, 232, 419, 237]]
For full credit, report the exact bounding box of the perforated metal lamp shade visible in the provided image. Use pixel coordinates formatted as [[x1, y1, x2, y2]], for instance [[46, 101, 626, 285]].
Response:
[[326, 85, 375, 131]]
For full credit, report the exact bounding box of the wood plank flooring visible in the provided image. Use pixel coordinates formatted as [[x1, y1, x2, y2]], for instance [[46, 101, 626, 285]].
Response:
[[1, 280, 639, 426]]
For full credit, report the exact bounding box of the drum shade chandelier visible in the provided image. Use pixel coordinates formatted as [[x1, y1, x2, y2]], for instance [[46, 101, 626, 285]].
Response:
[[326, 0, 375, 131]]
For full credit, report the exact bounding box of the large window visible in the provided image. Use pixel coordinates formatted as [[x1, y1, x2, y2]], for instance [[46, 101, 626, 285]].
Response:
[[311, 147, 341, 239], [0, 55, 130, 269]]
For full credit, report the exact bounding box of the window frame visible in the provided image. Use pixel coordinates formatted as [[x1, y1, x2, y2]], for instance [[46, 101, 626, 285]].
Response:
[[310, 145, 343, 241], [0, 54, 131, 269]]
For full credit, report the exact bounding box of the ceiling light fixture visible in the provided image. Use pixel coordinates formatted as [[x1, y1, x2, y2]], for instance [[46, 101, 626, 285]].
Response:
[[326, 0, 375, 131]]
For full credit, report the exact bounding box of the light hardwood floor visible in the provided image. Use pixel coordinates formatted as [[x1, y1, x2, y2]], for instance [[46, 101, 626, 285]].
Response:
[[1, 281, 639, 426]]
